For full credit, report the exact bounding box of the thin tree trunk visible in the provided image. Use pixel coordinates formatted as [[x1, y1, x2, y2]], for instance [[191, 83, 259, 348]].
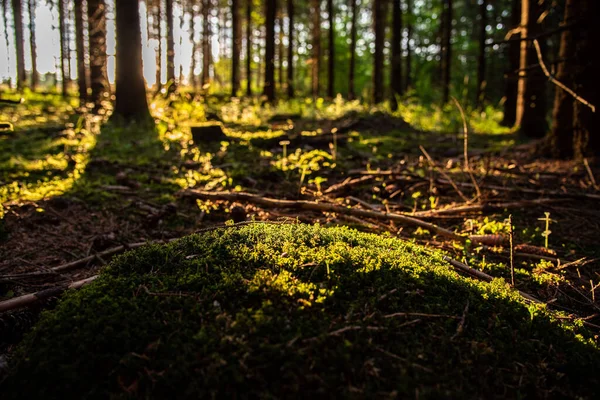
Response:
[[572, 0, 599, 158], [165, 0, 176, 90], [548, 0, 575, 158], [263, 0, 276, 101], [58, 0, 68, 96], [516, 0, 548, 137], [27, 0, 37, 90], [189, 1, 197, 90], [201, 0, 210, 87], [74, 0, 88, 102], [87, 0, 110, 110], [286, 0, 294, 98], [373, 0, 385, 103], [405, 0, 412, 91], [11, 0, 26, 91], [311, 0, 321, 98], [475, 0, 487, 109], [348, 0, 357, 99], [441, 0, 452, 104], [390, 0, 402, 109], [232, 0, 241, 96], [154, 0, 162, 91], [501, 0, 520, 126], [277, 10, 284, 92], [327, 0, 334, 98], [112, 0, 150, 121], [246, 0, 252, 96]]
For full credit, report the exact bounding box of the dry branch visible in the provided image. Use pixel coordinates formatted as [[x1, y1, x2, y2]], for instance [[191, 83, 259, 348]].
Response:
[[411, 199, 566, 217]]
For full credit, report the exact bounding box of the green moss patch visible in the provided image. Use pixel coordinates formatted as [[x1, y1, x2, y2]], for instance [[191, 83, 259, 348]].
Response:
[[3, 223, 600, 398]]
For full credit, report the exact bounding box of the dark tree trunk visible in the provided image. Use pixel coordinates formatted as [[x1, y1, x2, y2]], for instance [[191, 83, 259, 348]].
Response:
[[165, 0, 176, 90], [11, 0, 26, 90], [27, 0, 37, 90], [87, 0, 110, 110], [405, 0, 413, 91], [441, 0, 452, 104], [58, 0, 68, 96], [277, 11, 284, 92], [201, 0, 210, 87], [311, 0, 321, 98], [286, 0, 294, 98], [572, 0, 599, 159], [112, 0, 150, 121], [501, 0, 520, 126], [246, 0, 252, 96], [476, 0, 487, 109], [74, 0, 88, 102], [390, 0, 402, 110], [232, 0, 241, 96], [373, 0, 385, 103], [154, 0, 162, 91], [189, 1, 197, 90], [327, 0, 334, 98], [548, 0, 575, 158], [263, 0, 276, 101], [348, 0, 357, 99], [516, 0, 548, 137]]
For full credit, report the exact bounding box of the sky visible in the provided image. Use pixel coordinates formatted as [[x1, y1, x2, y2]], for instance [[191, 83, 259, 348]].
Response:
[[0, 1, 201, 86]]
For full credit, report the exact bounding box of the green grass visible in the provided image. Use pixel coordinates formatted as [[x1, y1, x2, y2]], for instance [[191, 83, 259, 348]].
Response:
[[2, 223, 599, 399]]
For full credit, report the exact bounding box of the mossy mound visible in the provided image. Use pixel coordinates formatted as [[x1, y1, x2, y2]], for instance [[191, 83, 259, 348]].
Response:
[[2, 223, 600, 399]]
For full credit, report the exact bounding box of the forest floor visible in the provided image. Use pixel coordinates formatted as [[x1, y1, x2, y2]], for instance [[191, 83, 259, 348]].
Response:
[[1, 91, 600, 390]]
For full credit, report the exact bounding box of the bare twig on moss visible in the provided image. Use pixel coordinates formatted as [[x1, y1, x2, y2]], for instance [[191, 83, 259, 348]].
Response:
[[451, 96, 482, 201], [533, 39, 596, 113]]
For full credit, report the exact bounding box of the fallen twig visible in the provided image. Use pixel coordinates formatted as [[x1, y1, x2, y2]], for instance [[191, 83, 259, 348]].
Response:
[[411, 198, 565, 217]]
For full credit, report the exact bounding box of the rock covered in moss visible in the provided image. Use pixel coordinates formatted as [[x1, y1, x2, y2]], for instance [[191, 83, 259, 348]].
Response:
[[2, 223, 600, 399]]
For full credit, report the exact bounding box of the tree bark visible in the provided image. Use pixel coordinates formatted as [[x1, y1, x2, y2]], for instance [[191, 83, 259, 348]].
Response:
[[189, 1, 197, 90], [348, 0, 357, 99], [548, 0, 575, 158], [277, 10, 284, 92], [232, 0, 241, 96], [246, 0, 252, 96], [501, 0, 520, 126], [327, 0, 334, 98], [27, 0, 37, 90], [11, 0, 26, 91], [441, 0, 452, 104], [516, 0, 548, 137], [286, 0, 294, 98], [165, 0, 176, 91], [405, 0, 412, 91], [87, 0, 110, 110], [373, 0, 385, 103], [58, 0, 69, 96], [390, 0, 402, 109], [572, 0, 599, 159], [154, 0, 162, 91], [201, 0, 211, 87], [475, 0, 487, 109], [311, 0, 321, 98], [263, 0, 276, 102], [74, 0, 88, 102], [112, 0, 151, 121]]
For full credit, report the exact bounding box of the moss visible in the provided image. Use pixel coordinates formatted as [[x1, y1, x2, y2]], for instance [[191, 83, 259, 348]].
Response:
[[2, 223, 599, 399]]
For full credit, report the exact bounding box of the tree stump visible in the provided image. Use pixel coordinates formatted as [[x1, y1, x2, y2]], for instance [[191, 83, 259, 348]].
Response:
[[190, 122, 228, 143]]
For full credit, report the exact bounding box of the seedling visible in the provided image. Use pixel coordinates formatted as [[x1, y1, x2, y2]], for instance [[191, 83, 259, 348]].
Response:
[[537, 212, 553, 249]]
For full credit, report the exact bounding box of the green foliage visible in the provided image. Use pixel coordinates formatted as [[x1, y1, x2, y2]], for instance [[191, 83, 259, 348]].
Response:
[[3, 223, 599, 399]]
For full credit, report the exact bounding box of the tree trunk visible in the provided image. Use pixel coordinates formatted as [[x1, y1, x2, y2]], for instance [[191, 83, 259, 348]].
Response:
[[441, 0, 452, 104], [112, 0, 150, 121], [263, 0, 276, 102], [201, 0, 210, 87], [348, 0, 357, 99], [327, 0, 334, 98], [390, 0, 402, 110], [405, 0, 412, 91], [11, 0, 26, 91], [311, 0, 321, 98], [154, 0, 162, 91], [189, 1, 197, 90], [501, 0, 520, 126], [516, 0, 548, 137], [165, 0, 176, 90], [58, 0, 69, 96], [286, 0, 294, 98], [277, 10, 284, 92], [231, 0, 241, 96], [87, 0, 110, 110], [27, 0, 37, 90], [475, 0, 487, 109], [548, 0, 575, 158], [246, 0, 252, 96], [74, 0, 88, 102], [572, 0, 599, 159], [373, 0, 385, 103]]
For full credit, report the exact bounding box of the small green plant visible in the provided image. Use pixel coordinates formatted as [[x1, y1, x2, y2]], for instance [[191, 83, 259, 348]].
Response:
[[538, 212, 553, 249]]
